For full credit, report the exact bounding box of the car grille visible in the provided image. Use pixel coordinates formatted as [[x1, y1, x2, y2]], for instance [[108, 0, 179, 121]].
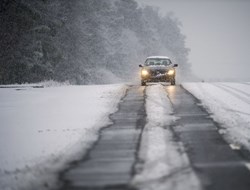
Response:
[[150, 70, 166, 76]]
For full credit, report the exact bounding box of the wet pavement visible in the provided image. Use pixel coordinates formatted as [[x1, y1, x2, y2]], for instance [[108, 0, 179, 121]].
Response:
[[166, 85, 250, 190], [60, 86, 146, 190], [59, 84, 250, 190]]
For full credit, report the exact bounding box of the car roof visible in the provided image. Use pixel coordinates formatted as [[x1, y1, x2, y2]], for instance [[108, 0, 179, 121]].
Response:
[[146, 56, 170, 59]]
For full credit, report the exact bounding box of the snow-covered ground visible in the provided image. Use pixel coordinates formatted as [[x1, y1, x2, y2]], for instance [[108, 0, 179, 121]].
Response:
[[183, 82, 250, 150], [0, 84, 127, 190], [132, 84, 201, 190], [2, 82, 250, 190]]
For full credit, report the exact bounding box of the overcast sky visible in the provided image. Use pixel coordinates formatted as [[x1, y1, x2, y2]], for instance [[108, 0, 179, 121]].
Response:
[[136, 0, 250, 80]]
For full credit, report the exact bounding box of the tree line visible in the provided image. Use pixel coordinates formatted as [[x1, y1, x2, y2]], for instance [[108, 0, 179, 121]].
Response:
[[0, 0, 191, 84]]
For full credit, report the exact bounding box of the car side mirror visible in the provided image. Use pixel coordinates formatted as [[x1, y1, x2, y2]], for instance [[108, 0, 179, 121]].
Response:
[[173, 64, 178, 67], [139, 64, 143, 67]]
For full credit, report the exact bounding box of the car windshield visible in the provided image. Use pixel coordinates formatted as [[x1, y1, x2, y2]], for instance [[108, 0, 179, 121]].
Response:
[[145, 58, 172, 66]]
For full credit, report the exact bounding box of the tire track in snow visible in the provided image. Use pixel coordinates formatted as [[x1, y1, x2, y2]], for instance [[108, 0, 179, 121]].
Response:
[[132, 84, 201, 190], [213, 83, 250, 105], [240, 82, 250, 86], [167, 85, 250, 190], [219, 83, 250, 98], [59, 86, 145, 189]]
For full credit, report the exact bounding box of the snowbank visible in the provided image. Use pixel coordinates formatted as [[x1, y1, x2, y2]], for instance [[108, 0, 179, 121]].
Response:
[[132, 84, 201, 190], [182, 82, 250, 151], [0, 84, 127, 190]]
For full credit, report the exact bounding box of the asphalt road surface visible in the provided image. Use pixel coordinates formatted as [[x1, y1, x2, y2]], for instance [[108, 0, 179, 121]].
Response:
[[59, 85, 250, 190]]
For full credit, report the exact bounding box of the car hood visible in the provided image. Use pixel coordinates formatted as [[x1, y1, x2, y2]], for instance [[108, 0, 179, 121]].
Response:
[[144, 66, 172, 71]]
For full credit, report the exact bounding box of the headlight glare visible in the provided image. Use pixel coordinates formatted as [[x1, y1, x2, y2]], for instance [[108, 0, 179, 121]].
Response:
[[167, 69, 175, 75], [141, 70, 149, 76]]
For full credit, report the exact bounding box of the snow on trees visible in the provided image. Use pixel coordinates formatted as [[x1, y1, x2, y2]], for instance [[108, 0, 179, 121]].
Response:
[[0, 0, 191, 84]]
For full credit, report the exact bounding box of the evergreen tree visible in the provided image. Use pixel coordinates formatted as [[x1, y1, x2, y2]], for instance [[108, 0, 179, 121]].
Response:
[[0, 0, 191, 84]]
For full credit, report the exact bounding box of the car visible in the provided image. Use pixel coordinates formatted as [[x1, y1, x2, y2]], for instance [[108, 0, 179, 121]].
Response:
[[139, 56, 178, 86]]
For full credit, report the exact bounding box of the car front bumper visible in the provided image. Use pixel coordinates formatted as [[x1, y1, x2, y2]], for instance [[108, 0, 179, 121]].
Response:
[[141, 73, 175, 82]]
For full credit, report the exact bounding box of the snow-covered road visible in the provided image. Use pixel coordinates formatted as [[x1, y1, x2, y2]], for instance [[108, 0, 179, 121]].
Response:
[[0, 84, 127, 190], [132, 84, 201, 190], [1, 82, 250, 190], [183, 82, 250, 151], [168, 83, 250, 190]]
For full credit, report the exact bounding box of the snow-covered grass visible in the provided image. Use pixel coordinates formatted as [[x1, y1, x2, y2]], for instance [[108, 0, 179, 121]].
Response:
[[0, 84, 127, 190], [132, 84, 201, 190], [0, 80, 70, 88], [182, 82, 250, 150]]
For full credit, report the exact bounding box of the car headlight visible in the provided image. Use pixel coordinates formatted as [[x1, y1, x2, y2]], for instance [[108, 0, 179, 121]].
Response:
[[167, 69, 175, 75], [141, 69, 149, 76]]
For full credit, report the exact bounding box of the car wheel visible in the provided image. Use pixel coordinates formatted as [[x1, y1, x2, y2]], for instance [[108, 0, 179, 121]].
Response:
[[170, 79, 175, 85], [141, 81, 146, 86]]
